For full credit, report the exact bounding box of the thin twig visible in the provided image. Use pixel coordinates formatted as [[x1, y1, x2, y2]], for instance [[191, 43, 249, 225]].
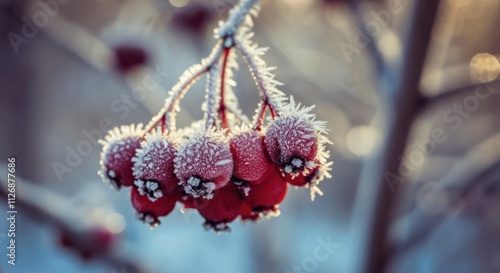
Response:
[[345, 0, 390, 77], [218, 48, 232, 130], [391, 131, 500, 256], [421, 79, 500, 112]]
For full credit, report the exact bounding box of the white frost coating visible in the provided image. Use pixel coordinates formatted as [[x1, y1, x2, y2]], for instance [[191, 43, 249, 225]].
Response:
[[284, 165, 293, 174], [204, 64, 220, 130], [234, 32, 287, 118], [187, 177, 201, 187], [291, 158, 303, 168], [215, 159, 232, 166], [98, 123, 144, 188], [216, 0, 259, 39]]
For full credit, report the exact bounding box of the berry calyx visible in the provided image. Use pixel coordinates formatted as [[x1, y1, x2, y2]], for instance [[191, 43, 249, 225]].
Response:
[[195, 184, 243, 232], [99, 124, 144, 190], [230, 128, 273, 183], [244, 166, 288, 216], [132, 129, 179, 201], [131, 187, 177, 228], [286, 166, 319, 187], [174, 127, 233, 199]]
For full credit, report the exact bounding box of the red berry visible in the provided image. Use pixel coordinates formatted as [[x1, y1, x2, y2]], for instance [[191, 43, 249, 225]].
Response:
[[132, 130, 179, 200], [239, 202, 259, 221], [195, 184, 243, 232], [265, 115, 318, 174], [113, 44, 148, 73], [58, 227, 114, 260], [244, 167, 288, 215], [286, 166, 319, 187], [99, 124, 143, 190], [131, 187, 177, 228], [174, 134, 233, 199], [230, 130, 273, 183]]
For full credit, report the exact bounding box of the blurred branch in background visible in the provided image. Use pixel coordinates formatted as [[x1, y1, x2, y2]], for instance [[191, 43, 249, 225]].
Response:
[[392, 131, 500, 256], [0, 164, 155, 273], [348, 1, 440, 273]]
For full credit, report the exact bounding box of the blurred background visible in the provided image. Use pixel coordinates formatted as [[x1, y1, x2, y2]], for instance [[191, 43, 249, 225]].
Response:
[[1, 0, 500, 272]]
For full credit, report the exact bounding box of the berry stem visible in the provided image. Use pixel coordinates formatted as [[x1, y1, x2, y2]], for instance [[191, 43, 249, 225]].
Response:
[[144, 43, 224, 135], [218, 47, 232, 130], [204, 63, 220, 130], [235, 39, 283, 116], [144, 0, 260, 135], [253, 101, 267, 131]]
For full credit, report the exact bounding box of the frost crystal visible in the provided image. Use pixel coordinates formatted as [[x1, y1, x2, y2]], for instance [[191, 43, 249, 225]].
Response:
[[98, 124, 144, 189], [132, 128, 178, 194], [174, 123, 233, 199]]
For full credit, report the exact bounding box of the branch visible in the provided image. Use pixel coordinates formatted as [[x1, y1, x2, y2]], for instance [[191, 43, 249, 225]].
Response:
[[0, 166, 154, 273], [421, 79, 500, 112], [345, 0, 391, 77], [391, 131, 500, 256], [348, 1, 441, 273]]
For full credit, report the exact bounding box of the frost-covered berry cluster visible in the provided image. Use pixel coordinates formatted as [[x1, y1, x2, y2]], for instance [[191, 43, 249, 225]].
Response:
[[98, 0, 332, 232]]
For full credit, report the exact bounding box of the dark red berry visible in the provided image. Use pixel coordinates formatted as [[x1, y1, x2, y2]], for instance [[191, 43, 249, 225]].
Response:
[[230, 130, 273, 184], [244, 167, 288, 215], [171, 3, 213, 33], [99, 124, 143, 190], [286, 166, 320, 187], [132, 130, 179, 200], [239, 202, 259, 221], [131, 187, 177, 228], [113, 44, 148, 73], [196, 184, 243, 232]]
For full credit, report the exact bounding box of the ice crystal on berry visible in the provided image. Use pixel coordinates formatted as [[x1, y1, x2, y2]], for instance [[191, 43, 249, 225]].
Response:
[[98, 124, 143, 190], [174, 124, 233, 200], [132, 129, 179, 199], [230, 126, 272, 183]]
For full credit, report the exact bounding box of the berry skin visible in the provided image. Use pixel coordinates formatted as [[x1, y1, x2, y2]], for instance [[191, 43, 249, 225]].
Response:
[[132, 129, 179, 201], [174, 134, 233, 200], [131, 187, 177, 228], [244, 166, 288, 215], [239, 202, 259, 221], [265, 115, 318, 174], [99, 124, 143, 190], [113, 44, 148, 73], [230, 130, 273, 184], [195, 184, 243, 232], [286, 166, 320, 187]]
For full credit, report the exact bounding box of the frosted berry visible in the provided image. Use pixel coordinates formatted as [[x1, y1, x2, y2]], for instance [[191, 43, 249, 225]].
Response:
[[131, 187, 177, 228], [132, 129, 179, 201], [99, 124, 143, 190], [113, 44, 148, 73], [196, 184, 243, 232], [174, 132, 233, 199], [265, 115, 318, 174], [230, 129, 273, 184], [244, 167, 288, 215]]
